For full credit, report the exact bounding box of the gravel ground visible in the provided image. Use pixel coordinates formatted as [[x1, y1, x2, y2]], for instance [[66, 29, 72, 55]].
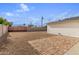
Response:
[[0, 32, 53, 55], [0, 32, 79, 55], [28, 35, 79, 55]]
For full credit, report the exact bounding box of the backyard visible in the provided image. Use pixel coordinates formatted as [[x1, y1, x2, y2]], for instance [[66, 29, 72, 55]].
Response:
[[0, 31, 53, 54], [0, 31, 79, 55]]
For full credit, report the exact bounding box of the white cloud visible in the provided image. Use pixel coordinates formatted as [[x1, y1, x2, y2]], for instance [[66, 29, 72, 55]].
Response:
[[5, 12, 14, 16], [21, 4, 29, 11], [17, 3, 30, 12], [5, 12, 20, 17]]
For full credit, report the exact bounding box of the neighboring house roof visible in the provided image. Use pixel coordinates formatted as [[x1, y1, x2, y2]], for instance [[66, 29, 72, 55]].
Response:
[[47, 16, 79, 28]]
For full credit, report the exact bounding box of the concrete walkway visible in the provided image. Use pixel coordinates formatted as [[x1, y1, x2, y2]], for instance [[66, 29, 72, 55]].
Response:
[[65, 42, 79, 55]]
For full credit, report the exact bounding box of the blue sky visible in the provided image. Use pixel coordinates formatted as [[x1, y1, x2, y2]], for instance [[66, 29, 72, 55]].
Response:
[[0, 3, 79, 26]]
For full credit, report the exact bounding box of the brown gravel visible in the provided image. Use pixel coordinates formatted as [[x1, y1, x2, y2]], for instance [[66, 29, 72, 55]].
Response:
[[28, 35, 79, 55], [0, 32, 79, 55], [0, 31, 53, 55]]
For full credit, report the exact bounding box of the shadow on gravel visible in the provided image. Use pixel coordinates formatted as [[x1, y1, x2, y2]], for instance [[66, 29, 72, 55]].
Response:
[[0, 38, 40, 55], [0, 38, 11, 51]]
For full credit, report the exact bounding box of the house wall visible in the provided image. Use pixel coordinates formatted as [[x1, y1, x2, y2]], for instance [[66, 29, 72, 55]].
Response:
[[47, 25, 79, 37]]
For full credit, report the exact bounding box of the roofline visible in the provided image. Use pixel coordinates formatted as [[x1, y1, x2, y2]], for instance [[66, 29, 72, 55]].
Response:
[[47, 16, 79, 25]]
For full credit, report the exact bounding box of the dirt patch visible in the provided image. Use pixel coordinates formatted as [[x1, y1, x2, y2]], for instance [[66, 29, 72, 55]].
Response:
[[0, 32, 79, 55], [0, 32, 53, 55], [28, 35, 79, 55]]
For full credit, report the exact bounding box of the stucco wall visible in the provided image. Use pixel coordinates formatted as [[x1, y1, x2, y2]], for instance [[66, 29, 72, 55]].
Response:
[[0, 25, 8, 42], [47, 25, 79, 37], [0, 32, 8, 42]]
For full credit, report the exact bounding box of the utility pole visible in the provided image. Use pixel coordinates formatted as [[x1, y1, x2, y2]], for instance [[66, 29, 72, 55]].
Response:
[[41, 16, 44, 27]]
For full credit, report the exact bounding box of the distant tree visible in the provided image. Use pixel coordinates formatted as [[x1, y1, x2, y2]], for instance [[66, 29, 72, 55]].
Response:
[[7, 22, 13, 26], [23, 24, 26, 26], [9, 22, 13, 26]]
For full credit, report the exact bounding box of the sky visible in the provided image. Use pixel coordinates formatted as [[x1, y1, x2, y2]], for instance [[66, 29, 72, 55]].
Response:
[[0, 3, 79, 26]]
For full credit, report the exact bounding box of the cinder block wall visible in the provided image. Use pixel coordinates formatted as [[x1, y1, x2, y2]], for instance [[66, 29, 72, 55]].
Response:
[[47, 25, 79, 37]]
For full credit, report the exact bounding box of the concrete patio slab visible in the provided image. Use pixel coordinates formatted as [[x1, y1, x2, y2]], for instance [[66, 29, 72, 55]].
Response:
[[65, 42, 79, 55]]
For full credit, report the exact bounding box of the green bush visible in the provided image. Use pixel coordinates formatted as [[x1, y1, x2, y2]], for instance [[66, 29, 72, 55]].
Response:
[[0, 17, 12, 26], [0, 17, 4, 24]]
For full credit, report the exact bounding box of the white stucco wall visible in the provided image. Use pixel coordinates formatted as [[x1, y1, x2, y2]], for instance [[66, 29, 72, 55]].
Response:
[[0, 25, 8, 37], [47, 25, 79, 37]]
